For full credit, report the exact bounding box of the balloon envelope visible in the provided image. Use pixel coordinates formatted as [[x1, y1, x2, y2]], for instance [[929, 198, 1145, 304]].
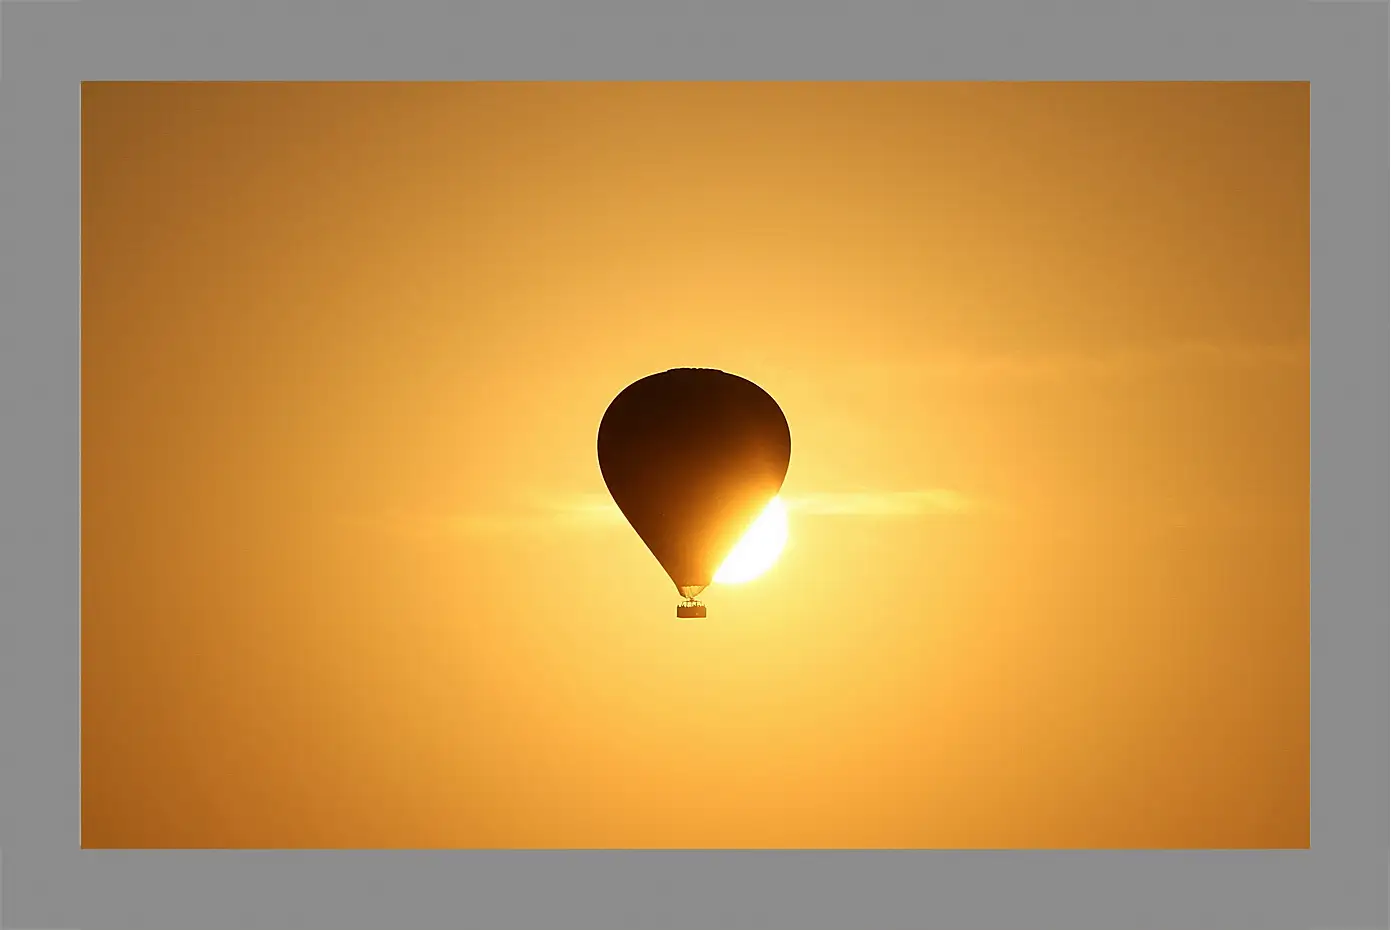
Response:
[[597, 368, 792, 597]]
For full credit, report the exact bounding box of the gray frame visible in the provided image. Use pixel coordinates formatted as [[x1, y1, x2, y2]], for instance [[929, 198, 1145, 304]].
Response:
[[1, 1, 1382, 928]]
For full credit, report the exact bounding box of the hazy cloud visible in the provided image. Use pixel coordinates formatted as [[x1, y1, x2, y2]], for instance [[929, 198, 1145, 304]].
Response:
[[540, 493, 627, 526], [785, 489, 977, 516], [370, 488, 981, 540], [537, 488, 980, 524]]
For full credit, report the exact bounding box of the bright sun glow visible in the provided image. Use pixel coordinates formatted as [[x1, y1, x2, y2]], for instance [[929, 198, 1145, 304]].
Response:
[[713, 495, 789, 585]]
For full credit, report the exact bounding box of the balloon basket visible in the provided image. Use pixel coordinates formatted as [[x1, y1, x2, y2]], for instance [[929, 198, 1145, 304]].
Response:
[[676, 601, 707, 619]]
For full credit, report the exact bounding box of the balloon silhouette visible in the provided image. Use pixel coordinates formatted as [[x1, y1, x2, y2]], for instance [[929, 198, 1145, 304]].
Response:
[[597, 368, 792, 618]]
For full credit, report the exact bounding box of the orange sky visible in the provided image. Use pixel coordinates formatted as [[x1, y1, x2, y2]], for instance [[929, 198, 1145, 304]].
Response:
[[81, 81, 1309, 849]]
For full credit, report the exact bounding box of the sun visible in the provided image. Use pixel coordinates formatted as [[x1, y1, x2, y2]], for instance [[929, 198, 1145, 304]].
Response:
[[713, 495, 789, 585]]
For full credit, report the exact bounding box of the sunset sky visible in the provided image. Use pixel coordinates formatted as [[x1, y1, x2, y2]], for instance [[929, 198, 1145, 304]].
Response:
[[81, 81, 1308, 849]]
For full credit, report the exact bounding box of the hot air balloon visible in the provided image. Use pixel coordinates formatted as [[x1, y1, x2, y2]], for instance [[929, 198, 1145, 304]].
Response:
[[597, 368, 792, 618]]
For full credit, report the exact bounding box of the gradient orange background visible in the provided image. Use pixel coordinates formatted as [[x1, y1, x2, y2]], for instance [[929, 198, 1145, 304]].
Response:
[[81, 81, 1309, 849]]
